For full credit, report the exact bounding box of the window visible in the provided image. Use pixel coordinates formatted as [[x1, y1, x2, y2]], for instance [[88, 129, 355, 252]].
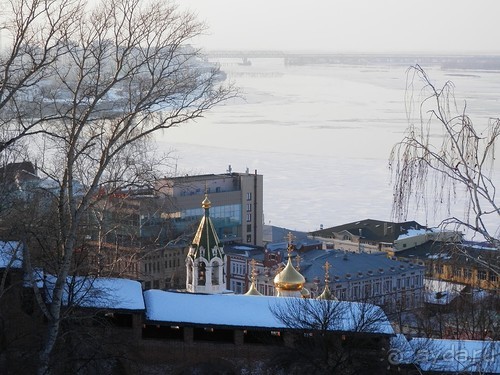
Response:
[[464, 268, 472, 279], [384, 280, 392, 292], [489, 272, 497, 282], [453, 267, 462, 278], [235, 281, 242, 294], [246, 234, 252, 243], [212, 263, 219, 285], [246, 213, 252, 222], [198, 262, 206, 286], [246, 192, 252, 201], [477, 270, 487, 281], [246, 203, 252, 212], [247, 224, 252, 232]]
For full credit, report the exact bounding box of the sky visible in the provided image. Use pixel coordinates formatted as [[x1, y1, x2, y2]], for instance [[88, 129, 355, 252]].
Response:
[[178, 0, 500, 54]]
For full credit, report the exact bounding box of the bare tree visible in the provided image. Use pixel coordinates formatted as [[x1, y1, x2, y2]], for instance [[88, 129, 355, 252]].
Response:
[[1, 0, 235, 373], [0, 0, 84, 156], [269, 298, 390, 374], [389, 65, 499, 251]]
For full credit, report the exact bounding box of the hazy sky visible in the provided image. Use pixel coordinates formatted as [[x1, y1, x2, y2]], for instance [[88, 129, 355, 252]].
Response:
[[179, 0, 500, 54]]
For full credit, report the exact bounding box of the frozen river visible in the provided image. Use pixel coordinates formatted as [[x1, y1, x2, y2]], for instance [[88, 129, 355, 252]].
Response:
[[156, 57, 500, 234]]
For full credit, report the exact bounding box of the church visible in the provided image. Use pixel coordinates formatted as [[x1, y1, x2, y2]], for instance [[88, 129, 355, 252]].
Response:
[[184, 194, 333, 299]]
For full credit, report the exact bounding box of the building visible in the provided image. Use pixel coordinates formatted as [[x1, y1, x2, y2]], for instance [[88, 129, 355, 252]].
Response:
[[224, 243, 269, 294], [87, 170, 263, 288], [394, 240, 499, 291], [297, 250, 425, 311], [309, 219, 460, 254], [225, 238, 425, 312], [141, 242, 188, 290], [153, 169, 264, 246]]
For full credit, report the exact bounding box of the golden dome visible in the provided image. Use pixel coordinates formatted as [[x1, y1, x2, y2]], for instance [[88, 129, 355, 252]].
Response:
[[274, 257, 305, 291], [201, 195, 211, 209], [317, 284, 337, 300], [244, 282, 263, 296]]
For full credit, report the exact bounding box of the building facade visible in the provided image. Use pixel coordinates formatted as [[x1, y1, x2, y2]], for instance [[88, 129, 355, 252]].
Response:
[[309, 219, 460, 254], [153, 169, 264, 246], [224, 241, 425, 313], [394, 241, 499, 291]]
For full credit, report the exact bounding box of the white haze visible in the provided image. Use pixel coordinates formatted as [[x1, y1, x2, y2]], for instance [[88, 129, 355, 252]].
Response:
[[179, 0, 500, 54]]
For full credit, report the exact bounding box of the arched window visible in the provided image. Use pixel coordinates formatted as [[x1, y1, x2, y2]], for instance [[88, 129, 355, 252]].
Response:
[[187, 261, 193, 285], [198, 262, 206, 286], [212, 262, 220, 285]]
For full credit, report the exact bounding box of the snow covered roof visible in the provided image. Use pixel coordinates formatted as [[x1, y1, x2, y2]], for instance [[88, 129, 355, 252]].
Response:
[[410, 338, 500, 374], [390, 335, 500, 373], [0, 241, 23, 269], [396, 228, 431, 240], [31, 273, 145, 311], [424, 278, 466, 305], [143, 290, 394, 335]]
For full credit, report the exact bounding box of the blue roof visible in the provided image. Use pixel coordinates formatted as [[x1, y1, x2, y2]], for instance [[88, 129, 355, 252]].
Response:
[[299, 249, 424, 282]]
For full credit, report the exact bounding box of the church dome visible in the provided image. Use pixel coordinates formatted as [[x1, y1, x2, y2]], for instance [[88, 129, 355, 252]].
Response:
[[244, 282, 263, 296], [317, 284, 337, 300], [274, 257, 305, 291]]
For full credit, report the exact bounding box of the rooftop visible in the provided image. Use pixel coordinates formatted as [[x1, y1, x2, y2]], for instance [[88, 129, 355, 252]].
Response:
[[299, 249, 425, 282], [309, 218, 426, 243], [144, 290, 394, 334]]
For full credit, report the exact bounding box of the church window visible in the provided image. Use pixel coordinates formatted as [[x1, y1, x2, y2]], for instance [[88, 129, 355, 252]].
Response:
[[187, 262, 193, 284], [212, 262, 220, 285], [198, 262, 206, 285]]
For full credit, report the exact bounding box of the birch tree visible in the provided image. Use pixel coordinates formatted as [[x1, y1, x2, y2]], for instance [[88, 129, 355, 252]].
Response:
[[2, 0, 235, 373], [390, 65, 500, 252]]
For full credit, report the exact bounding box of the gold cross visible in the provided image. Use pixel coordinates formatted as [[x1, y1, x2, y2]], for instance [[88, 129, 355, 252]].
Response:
[[323, 261, 331, 282], [249, 258, 257, 282], [285, 232, 295, 256]]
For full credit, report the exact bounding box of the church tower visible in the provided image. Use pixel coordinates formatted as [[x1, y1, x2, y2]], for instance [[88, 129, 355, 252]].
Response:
[[186, 195, 226, 294]]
